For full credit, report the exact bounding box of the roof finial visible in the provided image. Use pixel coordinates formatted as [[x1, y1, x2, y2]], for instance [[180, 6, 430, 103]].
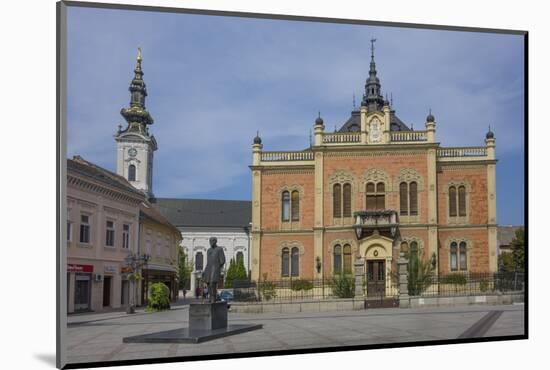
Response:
[[137, 47, 142, 62], [390, 93, 393, 106], [309, 129, 312, 148], [370, 38, 376, 60], [353, 93, 356, 109]]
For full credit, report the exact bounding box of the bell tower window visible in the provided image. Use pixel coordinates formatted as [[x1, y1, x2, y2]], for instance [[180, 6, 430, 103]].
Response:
[[128, 164, 136, 182]]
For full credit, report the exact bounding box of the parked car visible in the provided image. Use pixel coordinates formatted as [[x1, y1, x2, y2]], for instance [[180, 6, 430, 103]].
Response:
[[218, 290, 234, 309]]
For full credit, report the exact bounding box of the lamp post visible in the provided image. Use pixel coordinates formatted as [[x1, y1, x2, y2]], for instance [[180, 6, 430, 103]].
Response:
[[124, 252, 151, 314]]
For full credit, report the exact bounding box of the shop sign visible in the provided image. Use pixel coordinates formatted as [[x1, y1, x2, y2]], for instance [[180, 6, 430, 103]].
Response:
[[121, 266, 133, 274], [68, 264, 93, 273], [104, 265, 117, 274]]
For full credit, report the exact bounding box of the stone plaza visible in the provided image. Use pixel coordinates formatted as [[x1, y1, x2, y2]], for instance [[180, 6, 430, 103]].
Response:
[[66, 303, 524, 364]]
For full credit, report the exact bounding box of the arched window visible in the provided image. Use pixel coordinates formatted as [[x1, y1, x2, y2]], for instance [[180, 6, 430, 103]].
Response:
[[343, 244, 352, 274], [291, 191, 300, 221], [399, 182, 408, 215], [343, 183, 352, 217], [366, 182, 385, 210], [128, 164, 136, 182], [281, 247, 290, 277], [333, 184, 342, 218], [291, 247, 299, 277], [281, 191, 290, 221], [333, 245, 342, 274], [449, 186, 457, 217], [450, 242, 458, 271], [409, 182, 418, 215], [400, 241, 409, 253], [459, 241, 467, 271], [195, 252, 204, 271], [236, 251, 244, 265], [458, 186, 467, 217]]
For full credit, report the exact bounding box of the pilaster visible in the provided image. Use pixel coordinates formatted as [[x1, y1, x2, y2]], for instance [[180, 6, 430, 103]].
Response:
[[251, 169, 262, 281], [314, 151, 324, 278], [383, 104, 390, 143], [427, 148, 438, 272]]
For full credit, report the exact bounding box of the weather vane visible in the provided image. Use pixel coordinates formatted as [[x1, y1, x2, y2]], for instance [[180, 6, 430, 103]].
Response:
[[370, 38, 377, 58]]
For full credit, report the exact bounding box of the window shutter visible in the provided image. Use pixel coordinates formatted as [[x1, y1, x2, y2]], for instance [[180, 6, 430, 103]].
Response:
[[459, 242, 467, 270], [343, 183, 352, 217], [343, 244, 352, 274], [409, 182, 418, 216], [458, 186, 466, 216], [282, 191, 290, 221], [291, 191, 300, 221], [450, 242, 458, 271], [333, 245, 342, 274], [449, 187, 457, 217], [400, 182, 408, 215], [333, 184, 342, 218], [291, 247, 300, 276], [281, 248, 289, 277]]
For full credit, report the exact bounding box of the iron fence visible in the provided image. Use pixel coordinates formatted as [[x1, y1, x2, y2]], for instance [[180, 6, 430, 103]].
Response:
[[232, 277, 359, 303], [412, 272, 524, 297]]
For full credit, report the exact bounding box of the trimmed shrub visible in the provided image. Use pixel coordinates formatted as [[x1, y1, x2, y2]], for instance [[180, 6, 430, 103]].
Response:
[[290, 279, 314, 291], [146, 282, 171, 312], [479, 279, 490, 292], [440, 273, 468, 285], [259, 273, 277, 301]]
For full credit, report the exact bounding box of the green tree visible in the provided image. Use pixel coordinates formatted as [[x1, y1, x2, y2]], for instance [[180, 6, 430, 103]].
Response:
[[177, 247, 192, 290], [225, 258, 237, 288], [511, 227, 525, 272], [146, 282, 171, 312], [225, 257, 248, 288], [498, 252, 515, 272], [407, 249, 436, 296]]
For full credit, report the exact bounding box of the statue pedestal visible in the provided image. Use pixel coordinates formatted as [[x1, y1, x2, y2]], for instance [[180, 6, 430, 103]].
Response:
[[122, 301, 262, 344], [189, 302, 227, 331]]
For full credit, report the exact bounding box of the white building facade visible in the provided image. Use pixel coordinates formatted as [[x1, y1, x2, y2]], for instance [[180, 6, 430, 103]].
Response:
[[154, 198, 252, 294]]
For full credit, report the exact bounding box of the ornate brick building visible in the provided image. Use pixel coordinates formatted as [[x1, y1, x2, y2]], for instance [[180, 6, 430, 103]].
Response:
[[249, 45, 497, 296]]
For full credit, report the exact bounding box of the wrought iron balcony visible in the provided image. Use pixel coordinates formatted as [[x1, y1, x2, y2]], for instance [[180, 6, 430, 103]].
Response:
[[352, 210, 399, 240]]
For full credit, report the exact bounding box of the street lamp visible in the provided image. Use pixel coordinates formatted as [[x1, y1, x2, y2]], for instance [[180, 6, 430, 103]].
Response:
[[124, 252, 151, 314]]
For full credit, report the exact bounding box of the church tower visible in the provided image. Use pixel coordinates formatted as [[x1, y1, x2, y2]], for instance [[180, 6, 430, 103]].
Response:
[[115, 48, 157, 199]]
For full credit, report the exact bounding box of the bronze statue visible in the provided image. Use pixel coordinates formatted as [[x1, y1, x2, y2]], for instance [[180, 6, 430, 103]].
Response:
[[202, 237, 226, 303]]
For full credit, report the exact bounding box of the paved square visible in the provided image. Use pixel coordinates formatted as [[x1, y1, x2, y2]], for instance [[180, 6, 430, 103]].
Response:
[[66, 304, 524, 365]]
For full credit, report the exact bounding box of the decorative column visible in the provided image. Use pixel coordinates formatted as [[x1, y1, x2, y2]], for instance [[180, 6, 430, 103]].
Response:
[[397, 254, 409, 308], [360, 105, 368, 144], [313, 144, 324, 279], [485, 128, 497, 272], [251, 134, 263, 281], [313, 114, 325, 146], [426, 110, 436, 143], [354, 258, 364, 298], [383, 102, 391, 143]]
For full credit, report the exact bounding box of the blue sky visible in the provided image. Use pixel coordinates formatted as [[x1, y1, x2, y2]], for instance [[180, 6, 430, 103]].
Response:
[[66, 7, 525, 225]]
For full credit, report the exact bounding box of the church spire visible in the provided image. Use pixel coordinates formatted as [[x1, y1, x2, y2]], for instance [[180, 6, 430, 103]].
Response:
[[361, 38, 385, 111], [120, 47, 154, 135]]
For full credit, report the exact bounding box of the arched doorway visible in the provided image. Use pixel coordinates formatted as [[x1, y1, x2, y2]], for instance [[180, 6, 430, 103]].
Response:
[[358, 235, 394, 298]]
